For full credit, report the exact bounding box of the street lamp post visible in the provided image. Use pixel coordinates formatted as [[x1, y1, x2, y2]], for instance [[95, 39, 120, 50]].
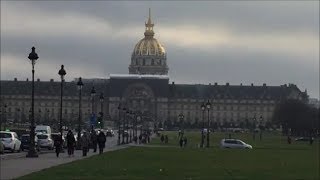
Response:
[[2, 104, 7, 130], [137, 115, 141, 140], [76, 77, 83, 149], [122, 107, 126, 144], [126, 110, 130, 144], [206, 100, 211, 148], [26, 47, 39, 158], [178, 113, 184, 138], [259, 115, 263, 140], [201, 103, 205, 148], [129, 111, 133, 143], [117, 104, 121, 145], [132, 112, 136, 139], [58, 65, 66, 153], [253, 115, 256, 140], [99, 93, 104, 129], [90, 86, 96, 131], [37, 109, 41, 125]]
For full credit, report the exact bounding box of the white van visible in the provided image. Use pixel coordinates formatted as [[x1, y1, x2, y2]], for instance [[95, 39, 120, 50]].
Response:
[[35, 125, 52, 135]]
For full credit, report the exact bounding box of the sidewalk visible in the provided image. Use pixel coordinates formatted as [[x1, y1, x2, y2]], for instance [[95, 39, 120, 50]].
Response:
[[0, 137, 127, 180]]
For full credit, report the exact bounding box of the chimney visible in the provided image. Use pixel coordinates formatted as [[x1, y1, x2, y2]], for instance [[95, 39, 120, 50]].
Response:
[[226, 82, 229, 86], [172, 81, 175, 85], [50, 79, 54, 82], [37, 78, 40, 82], [263, 83, 266, 87], [14, 78, 17, 81], [209, 83, 211, 85], [240, 83, 243, 86], [26, 78, 29, 82], [251, 83, 254, 87], [214, 82, 218, 86]]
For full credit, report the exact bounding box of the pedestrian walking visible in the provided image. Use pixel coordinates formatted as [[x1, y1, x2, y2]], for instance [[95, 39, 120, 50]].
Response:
[[183, 137, 188, 147], [147, 134, 150, 143], [287, 136, 291, 144], [179, 138, 183, 148], [81, 131, 90, 156], [66, 130, 75, 157], [91, 130, 98, 153], [97, 131, 107, 154], [54, 135, 62, 158], [309, 136, 313, 145], [139, 134, 142, 144], [160, 134, 164, 143], [165, 135, 168, 144]]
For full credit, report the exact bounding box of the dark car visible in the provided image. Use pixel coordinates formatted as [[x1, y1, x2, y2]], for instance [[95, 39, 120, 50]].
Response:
[[20, 134, 40, 151]]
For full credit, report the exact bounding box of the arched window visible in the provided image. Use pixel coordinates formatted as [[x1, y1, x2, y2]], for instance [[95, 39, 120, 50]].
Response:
[[143, 59, 146, 65]]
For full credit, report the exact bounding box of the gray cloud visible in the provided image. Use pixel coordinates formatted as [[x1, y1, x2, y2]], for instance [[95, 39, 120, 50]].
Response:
[[1, 1, 319, 98]]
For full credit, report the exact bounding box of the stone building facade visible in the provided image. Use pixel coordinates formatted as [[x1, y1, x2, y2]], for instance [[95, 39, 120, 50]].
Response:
[[0, 10, 308, 130]]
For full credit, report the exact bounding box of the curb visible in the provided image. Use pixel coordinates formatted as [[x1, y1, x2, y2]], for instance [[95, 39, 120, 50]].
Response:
[[0, 151, 48, 160]]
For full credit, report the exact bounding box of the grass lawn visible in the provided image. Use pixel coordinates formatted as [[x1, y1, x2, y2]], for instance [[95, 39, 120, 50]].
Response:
[[19, 131, 319, 180]]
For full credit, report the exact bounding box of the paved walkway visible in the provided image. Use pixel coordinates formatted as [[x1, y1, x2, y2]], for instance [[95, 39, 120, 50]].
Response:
[[0, 136, 127, 180]]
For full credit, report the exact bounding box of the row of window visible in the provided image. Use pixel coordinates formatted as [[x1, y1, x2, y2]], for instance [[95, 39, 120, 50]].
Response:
[[168, 104, 274, 111], [132, 58, 164, 66], [4, 101, 92, 108]]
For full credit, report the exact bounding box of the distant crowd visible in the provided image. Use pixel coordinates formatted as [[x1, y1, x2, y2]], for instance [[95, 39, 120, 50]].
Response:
[[53, 129, 107, 158]]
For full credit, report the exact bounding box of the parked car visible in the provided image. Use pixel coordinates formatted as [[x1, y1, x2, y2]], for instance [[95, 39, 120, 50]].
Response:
[[295, 137, 314, 141], [220, 139, 252, 149], [37, 133, 54, 150], [0, 131, 21, 153], [20, 134, 40, 151], [106, 129, 115, 137], [0, 141, 4, 154]]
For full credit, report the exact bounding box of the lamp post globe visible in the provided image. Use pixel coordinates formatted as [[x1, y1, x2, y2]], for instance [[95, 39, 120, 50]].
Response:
[[76, 77, 83, 149], [206, 100, 211, 148], [26, 47, 39, 158]]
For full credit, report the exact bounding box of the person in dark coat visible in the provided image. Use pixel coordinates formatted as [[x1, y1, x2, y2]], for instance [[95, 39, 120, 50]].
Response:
[[66, 130, 75, 157], [81, 132, 90, 156], [183, 137, 188, 147], [165, 135, 168, 144], [97, 131, 107, 154], [179, 138, 183, 148], [139, 134, 142, 144], [287, 136, 292, 144], [160, 134, 164, 143], [91, 130, 98, 153], [54, 135, 62, 158]]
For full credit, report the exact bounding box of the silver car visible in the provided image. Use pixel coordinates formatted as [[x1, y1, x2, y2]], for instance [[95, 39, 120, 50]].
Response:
[[37, 133, 54, 150], [220, 139, 252, 149], [0, 131, 21, 153]]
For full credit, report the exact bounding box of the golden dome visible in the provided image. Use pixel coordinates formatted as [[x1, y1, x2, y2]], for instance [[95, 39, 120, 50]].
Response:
[[132, 9, 166, 56], [133, 38, 165, 56]]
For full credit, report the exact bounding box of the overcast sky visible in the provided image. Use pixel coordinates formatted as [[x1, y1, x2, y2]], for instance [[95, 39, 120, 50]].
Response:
[[1, 1, 319, 98]]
